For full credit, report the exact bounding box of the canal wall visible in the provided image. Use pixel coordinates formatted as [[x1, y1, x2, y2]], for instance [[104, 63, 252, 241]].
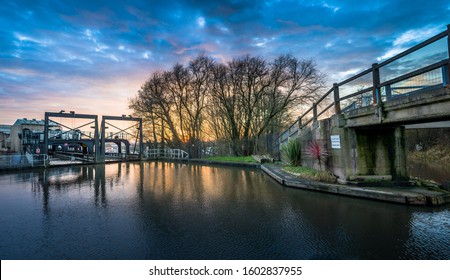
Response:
[[261, 164, 450, 206]]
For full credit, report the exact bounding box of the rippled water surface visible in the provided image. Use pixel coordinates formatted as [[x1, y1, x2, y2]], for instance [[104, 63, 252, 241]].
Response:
[[0, 162, 449, 259]]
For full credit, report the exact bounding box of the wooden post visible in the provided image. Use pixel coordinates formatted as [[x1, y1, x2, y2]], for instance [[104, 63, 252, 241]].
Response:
[[372, 63, 381, 104], [139, 118, 143, 160], [442, 65, 448, 86], [385, 84, 392, 100], [313, 103, 318, 121], [298, 116, 302, 130], [446, 24, 450, 87], [333, 83, 341, 114]]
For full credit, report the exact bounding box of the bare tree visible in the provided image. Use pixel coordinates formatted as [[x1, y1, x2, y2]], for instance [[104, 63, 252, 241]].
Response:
[[208, 54, 324, 155], [129, 71, 182, 147], [130, 53, 325, 157]]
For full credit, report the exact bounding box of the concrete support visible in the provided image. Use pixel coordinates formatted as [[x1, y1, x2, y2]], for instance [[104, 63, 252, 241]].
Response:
[[328, 115, 354, 181], [392, 127, 408, 180], [353, 127, 408, 180], [297, 114, 409, 182]]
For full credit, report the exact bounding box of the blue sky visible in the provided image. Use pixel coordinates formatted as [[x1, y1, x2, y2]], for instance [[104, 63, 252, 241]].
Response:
[[0, 0, 449, 124]]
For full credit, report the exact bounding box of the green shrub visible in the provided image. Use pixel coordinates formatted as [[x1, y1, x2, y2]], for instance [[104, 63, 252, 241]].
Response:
[[205, 156, 257, 163], [281, 139, 302, 166]]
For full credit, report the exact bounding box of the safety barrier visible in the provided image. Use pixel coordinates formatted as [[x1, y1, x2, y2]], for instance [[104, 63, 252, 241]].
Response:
[[0, 154, 48, 169]]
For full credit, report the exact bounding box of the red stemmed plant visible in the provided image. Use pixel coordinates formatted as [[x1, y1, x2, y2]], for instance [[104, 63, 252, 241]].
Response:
[[304, 140, 330, 170]]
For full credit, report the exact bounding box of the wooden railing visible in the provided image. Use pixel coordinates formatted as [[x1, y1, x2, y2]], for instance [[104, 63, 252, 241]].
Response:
[[277, 24, 450, 146]]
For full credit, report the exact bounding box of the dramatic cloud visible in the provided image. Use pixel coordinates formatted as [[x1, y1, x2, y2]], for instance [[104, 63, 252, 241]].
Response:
[[0, 0, 449, 124]]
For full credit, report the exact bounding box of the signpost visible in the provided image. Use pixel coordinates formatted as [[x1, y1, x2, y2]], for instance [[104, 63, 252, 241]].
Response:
[[331, 135, 341, 149]]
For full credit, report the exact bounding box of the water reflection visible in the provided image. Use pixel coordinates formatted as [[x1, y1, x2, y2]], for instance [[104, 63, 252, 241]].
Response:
[[0, 162, 449, 260], [409, 159, 450, 184]]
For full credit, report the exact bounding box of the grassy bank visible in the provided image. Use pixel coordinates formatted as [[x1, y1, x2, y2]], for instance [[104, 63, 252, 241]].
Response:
[[283, 165, 337, 183], [409, 144, 450, 164], [204, 156, 258, 163]]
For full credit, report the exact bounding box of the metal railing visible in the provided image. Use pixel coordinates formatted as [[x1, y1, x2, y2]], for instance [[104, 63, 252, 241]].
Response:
[[277, 24, 450, 146], [0, 154, 48, 169], [146, 148, 189, 160], [104, 152, 140, 161]]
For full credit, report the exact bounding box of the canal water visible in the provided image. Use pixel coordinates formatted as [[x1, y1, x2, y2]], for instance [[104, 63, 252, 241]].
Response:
[[0, 162, 449, 260]]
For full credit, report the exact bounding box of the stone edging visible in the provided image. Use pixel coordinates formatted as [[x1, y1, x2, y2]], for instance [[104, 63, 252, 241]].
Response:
[[260, 165, 450, 206]]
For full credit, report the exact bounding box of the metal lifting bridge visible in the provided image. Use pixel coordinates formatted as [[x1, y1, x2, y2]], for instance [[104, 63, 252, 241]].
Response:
[[43, 112, 144, 163]]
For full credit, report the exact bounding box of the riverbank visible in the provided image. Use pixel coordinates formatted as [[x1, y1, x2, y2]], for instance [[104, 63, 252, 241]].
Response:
[[409, 144, 450, 165], [261, 164, 450, 206]]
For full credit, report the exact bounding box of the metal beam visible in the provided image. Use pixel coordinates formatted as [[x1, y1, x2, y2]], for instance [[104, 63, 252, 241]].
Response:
[[44, 114, 49, 155], [94, 117, 100, 162], [45, 112, 98, 119], [102, 115, 142, 122]]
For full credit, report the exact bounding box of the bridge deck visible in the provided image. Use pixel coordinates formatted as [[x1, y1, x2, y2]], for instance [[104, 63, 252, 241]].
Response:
[[344, 86, 450, 127]]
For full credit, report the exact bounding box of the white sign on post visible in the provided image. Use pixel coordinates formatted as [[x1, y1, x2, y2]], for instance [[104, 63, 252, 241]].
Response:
[[330, 135, 341, 149]]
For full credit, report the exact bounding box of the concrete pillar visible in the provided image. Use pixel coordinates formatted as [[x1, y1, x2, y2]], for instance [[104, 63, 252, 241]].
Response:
[[392, 126, 408, 180], [328, 115, 353, 181]]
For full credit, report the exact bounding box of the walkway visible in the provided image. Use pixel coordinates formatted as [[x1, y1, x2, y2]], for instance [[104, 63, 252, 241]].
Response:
[[261, 164, 450, 206]]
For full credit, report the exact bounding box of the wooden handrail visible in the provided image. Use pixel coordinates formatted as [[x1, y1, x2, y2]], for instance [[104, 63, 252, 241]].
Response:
[[379, 59, 449, 88], [337, 68, 372, 87], [378, 30, 447, 68]]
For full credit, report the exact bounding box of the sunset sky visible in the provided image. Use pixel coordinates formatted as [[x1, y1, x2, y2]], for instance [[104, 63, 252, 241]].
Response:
[[1, 0, 449, 125]]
